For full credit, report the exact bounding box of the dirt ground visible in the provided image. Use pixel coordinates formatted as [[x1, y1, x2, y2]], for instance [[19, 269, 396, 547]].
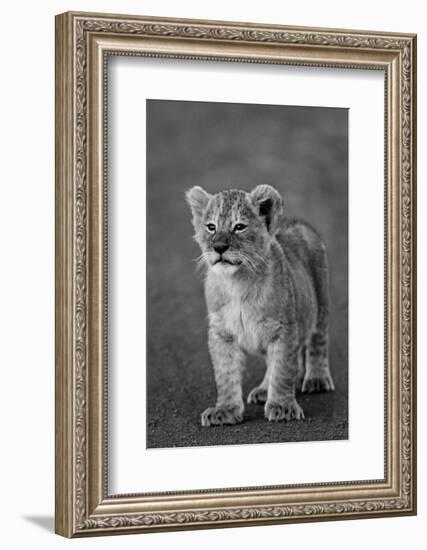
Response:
[[146, 98, 348, 448]]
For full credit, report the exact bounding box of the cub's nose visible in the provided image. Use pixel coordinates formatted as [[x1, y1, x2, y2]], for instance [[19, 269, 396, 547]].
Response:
[[213, 242, 229, 254]]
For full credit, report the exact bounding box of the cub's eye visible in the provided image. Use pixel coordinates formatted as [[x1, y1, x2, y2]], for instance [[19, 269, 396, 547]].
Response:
[[206, 223, 216, 233], [234, 223, 247, 232]]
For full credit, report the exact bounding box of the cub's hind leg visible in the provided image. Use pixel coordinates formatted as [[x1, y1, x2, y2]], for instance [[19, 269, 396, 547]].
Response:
[[302, 240, 335, 393], [302, 332, 335, 393], [296, 343, 306, 391], [247, 363, 271, 405]]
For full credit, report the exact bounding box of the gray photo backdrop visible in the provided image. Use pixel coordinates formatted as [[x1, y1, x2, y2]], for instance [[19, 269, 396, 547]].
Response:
[[147, 99, 348, 449]]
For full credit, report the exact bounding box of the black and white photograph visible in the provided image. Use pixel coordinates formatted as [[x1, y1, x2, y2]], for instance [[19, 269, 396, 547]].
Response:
[[1, 0, 421, 545], [146, 99, 348, 449]]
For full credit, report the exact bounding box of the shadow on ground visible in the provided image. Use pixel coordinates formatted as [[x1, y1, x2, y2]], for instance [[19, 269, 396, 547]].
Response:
[[23, 516, 54, 532], [146, 99, 348, 448]]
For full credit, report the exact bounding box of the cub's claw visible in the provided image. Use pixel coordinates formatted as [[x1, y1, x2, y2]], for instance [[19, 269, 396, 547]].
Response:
[[265, 399, 305, 422], [302, 372, 335, 393], [247, 386, 268, 405], [201, 405, 243, 427]]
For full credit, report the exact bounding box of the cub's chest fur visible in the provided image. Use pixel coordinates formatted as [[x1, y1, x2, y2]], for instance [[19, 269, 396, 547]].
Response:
[[207, 272, 285, 355], [219, 293, 262, 354]]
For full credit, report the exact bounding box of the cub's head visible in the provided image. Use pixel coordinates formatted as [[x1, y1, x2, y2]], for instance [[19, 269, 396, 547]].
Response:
[[186, 185, 283, 277]]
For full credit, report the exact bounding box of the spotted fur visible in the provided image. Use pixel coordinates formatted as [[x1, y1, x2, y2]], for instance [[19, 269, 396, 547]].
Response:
[[186, 185, 335, 427]]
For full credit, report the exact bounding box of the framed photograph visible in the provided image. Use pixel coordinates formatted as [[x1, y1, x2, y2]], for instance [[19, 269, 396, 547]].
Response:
[[55, 11, 417, 537]]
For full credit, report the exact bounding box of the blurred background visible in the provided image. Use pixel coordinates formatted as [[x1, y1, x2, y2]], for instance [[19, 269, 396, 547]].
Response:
[[147, 99, 348, 448]]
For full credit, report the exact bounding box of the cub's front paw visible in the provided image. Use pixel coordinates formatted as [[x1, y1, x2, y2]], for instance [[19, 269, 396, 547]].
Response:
[[247, 386, 268, 405], [201, 405, 243, 427], [265, 398, 305, 422], [302, 371, 335, 393]]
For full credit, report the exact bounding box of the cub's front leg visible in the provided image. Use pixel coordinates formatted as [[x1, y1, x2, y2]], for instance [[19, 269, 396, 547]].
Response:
[[265, 336, 305, 422], [201, 328, 245, 427]]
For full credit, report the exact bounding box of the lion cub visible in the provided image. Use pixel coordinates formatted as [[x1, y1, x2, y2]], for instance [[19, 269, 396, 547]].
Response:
[[186, 185, 335, 426]]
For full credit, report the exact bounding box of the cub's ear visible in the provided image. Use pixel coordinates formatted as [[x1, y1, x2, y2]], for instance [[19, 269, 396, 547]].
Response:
[[185, 186, 212, 223], [250, 185, 284, 233]]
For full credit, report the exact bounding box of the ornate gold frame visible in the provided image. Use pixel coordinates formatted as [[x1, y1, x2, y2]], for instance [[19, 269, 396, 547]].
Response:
[[55, 11, 417, 538]]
